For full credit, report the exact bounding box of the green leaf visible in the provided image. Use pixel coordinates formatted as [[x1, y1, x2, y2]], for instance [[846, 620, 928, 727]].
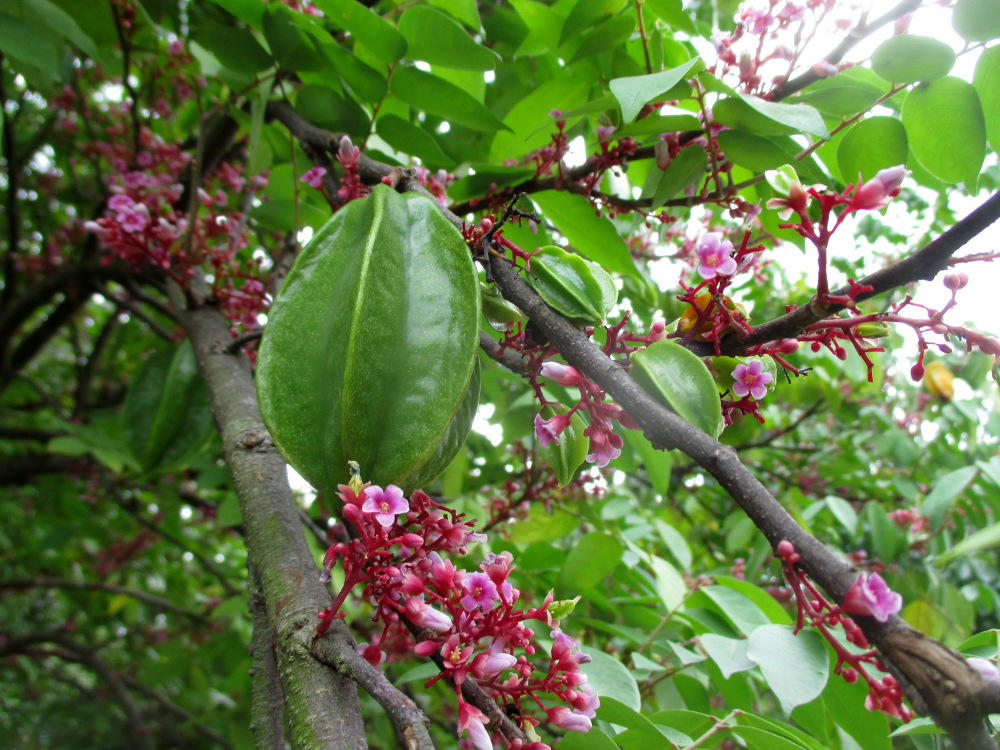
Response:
[[263, 4, 328, 71], [650, 144, 707, 208], [506, 509, 580, 543], [557, 531, 624, 594], [700, 633, 755, 678], [256, 186, 480, 494], [791, 70, 885, 116], [489, 73, 591, 161], [448, 164, 535, 202], [937, 521, 1000, 564], [836, 116, 908, 184], [296, 83, 370, 137], [376, 114, 456, 168], [390, 66, 507, 132], [644, 0, 698, 34], [717, 130, 796, 172], [824, 495, 858, 536], [610, 58, 701, 123], [426, 0, 481, 29], [923, 465, 979, 529], [193, 19, 273, 73], [206, 0, 264, 28], [312, 0, 407, 62], [559, 726, 621, 750], [871, 35, 956, 83], [746, 625, 829, 715], [580, 649, 641, 710], [595, 696, 665, 739], [537, 407, 589, 486], [616, 107, 702, 137], [974, 46, 1000, 153], [654, 520, 690, 569], [320, 41, 387, 102], [953, 0, 1000, 42], [526, 246, 617, 324], [569, 14, 636, 64], [902, 77, 986, 183], [0, 10, 62, 81], [24, 0, 99, 58], [398, 6, 500, 70], [123, 341, 215, 474], [628, 341, 724, 438], [561, 0, 626, 44], [714, 94, 830, 139], [531, 190, 636, 276], [650, 555, 686, 609]]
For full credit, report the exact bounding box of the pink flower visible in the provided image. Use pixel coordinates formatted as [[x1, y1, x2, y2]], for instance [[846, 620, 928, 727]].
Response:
[[361, 485, 409, 527], [338, 135, 360, 166], [469, 642, 517, 679], [404, 597, 453, 632], [696, 233, 737, 279], [534, 413, 572, 446], [596, 125, 615, 143], [586, 430, 622, 468], [766, 179, 809, 219], [851, 166, 908, 211], [300, 166, 327, 189], [842, 572, 903, 623], [548, 705, 593, 732], [357, 642, 386, 666], [461, 572, 500, 611], [539, 361, 583, 386], [458, 701, 492, 750], [732, 359, 772, 400]]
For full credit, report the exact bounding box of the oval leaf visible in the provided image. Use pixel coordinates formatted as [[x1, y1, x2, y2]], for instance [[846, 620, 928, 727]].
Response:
[[837, 116, 908, 184], [399, 5, 500, 70], [629, 341, 724, 438], [953, 0, 1000, 42], [902, 77, 986, 183], [974, 45, 1000, 153], [390, 66, 508, 132], [610, 58, 700, 123], [871, 35, 956, 83], [746, 625, 829, 715]]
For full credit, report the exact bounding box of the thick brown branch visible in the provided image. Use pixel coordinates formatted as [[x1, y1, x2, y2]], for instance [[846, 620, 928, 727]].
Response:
[[178, 299, 368, 749]]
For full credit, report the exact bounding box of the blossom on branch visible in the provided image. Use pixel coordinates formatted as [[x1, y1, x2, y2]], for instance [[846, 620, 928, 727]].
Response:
[[696, 233, 738, 279], [361, 485, 409, 527], [732, 359, 773, 400], [842, 573, 903, 623]]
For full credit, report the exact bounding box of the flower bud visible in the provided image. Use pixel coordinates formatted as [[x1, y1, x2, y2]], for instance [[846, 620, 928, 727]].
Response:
[[943, 272, 969, 291], [855, 321, 892, 339], [910, 363, 925, 382]]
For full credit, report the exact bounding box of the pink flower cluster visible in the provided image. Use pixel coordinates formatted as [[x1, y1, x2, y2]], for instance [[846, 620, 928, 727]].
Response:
[[317, 481, 598, 748], [532, 361, 632, 468], [776, 541, 914, 722], [83, 128, 270, 331]]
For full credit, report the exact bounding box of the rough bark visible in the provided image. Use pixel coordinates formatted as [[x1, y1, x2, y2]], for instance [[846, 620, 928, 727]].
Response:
[[179, 303, 367, 750]]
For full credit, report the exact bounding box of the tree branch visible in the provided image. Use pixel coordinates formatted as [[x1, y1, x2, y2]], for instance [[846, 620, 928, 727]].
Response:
[[488, 251, 998, 748], [178, 299, 368, 749], [0, 577, 209, 622], [695, 189, 1000, 356]]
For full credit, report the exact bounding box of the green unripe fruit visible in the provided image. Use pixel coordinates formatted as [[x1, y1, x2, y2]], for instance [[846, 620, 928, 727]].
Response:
[[526, 246, 617, 324], [256, 185, 481, 494]]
